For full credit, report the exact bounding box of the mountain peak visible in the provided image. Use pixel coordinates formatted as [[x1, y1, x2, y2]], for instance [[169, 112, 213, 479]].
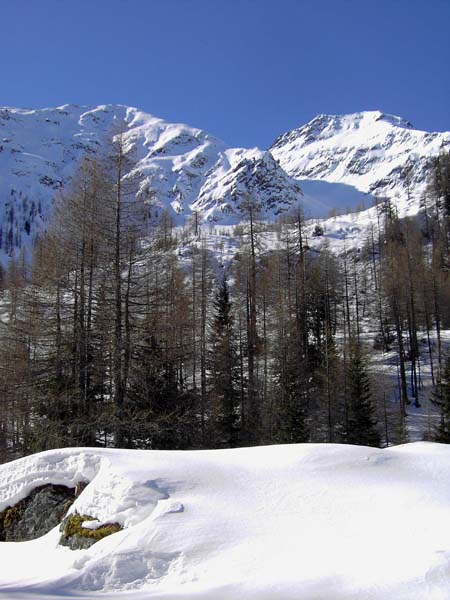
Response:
[[316, 111, 414, 130], [0, 103, 304, 263], [370, 111, 414, 129], [270, 109, 450, 206], [272, 111, 414, 149]]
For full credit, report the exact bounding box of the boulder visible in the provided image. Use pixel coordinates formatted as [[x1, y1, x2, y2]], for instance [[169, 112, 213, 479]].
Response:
[[0, 484, 77, 542]]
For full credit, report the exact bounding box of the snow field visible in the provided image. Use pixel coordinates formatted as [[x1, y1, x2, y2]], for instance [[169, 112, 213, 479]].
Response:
[[1, 443, 450, 598]]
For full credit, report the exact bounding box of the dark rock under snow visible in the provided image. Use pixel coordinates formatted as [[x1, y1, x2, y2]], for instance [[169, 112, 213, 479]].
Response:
[[0, 484, 76, 541]]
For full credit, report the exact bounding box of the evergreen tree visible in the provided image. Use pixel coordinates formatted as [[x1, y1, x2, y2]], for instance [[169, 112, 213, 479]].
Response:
[[346, 341, 380, 447], [207, 275, 240, 447], [274, 333, 309, 444]]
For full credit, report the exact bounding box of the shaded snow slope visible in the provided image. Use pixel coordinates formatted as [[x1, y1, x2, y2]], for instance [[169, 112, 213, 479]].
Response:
[[271, 110, 450, 215], [1, 443, 450, 599], [298, 178, 375, 218], [0, 104, 302, 262]]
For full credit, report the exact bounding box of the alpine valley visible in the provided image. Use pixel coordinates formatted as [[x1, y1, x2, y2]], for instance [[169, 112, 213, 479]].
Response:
[[2, 105, 450, 600]]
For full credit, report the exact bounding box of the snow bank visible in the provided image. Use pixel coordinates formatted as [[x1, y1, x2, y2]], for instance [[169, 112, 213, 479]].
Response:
[[1, 443, 450, 599]]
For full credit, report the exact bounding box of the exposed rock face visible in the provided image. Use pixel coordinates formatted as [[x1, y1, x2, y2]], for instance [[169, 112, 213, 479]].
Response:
[[0, 484, 76, 541]]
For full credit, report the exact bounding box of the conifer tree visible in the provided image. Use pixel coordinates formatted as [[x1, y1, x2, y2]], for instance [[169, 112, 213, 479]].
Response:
[[346, 341, 381, 447], [274, 329, 309, 444], [207, 275, 240, 447]]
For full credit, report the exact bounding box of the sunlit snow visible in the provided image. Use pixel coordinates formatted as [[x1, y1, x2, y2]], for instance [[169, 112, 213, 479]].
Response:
[[1, 444, 450, 599]]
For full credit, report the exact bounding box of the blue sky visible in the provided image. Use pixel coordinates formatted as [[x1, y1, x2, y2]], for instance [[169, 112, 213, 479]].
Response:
[[1, 0, 449, 148]]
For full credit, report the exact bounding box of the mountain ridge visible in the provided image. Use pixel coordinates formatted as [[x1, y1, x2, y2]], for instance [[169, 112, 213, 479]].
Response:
[[0, 104, 449, 262], [0, 103, 302, 262], [270, 109, 450, 215]]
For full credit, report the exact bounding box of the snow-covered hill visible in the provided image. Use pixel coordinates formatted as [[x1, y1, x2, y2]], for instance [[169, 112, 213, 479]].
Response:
[[0, 104, 302, 262], [270, 110, 450, 216], [1, 443, 450, 599]]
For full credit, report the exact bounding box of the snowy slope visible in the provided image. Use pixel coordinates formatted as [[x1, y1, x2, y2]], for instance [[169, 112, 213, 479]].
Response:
[[271, 111, 450, 216], [2, 105, 449, 262], [1, 443, 450, 599], [0, 104, 302, 261]]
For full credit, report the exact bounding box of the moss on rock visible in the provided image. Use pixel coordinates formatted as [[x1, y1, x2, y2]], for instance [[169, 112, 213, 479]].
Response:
[[0, 509, 7, 540], [62, 498, 75, 514], [0, 501, 27, 538], [60, 513, 122, 549], [4, 504, 25, 529]]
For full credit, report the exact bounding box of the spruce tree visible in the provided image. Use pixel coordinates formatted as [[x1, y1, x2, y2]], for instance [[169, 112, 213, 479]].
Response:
[[207, 275, 240, 447], [274, 338, 309, 444], [346, 341, 381, 447]]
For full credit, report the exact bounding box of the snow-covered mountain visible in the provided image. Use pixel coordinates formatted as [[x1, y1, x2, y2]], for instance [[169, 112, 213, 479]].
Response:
[[0, 104, 302, 260], [271, 110, 450, 216], [2, 443, 450, 599], [1, 105, 449, 263]]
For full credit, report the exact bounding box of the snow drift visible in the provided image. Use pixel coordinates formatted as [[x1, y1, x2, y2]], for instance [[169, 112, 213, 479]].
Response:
[[0, 443, 450, 600], [1, 443, 450, 599]]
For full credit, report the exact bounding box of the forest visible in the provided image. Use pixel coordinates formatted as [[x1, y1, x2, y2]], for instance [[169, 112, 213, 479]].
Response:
[[0, 134, 450, 462]]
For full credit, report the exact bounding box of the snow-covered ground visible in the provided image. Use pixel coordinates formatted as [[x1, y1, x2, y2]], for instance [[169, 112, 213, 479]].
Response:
[[2, 443, 450, 599]]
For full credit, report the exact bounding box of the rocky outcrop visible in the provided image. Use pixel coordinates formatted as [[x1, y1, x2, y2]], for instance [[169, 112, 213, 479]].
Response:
[[0, 481, 122, 549], [0, 484, 76, 541]]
